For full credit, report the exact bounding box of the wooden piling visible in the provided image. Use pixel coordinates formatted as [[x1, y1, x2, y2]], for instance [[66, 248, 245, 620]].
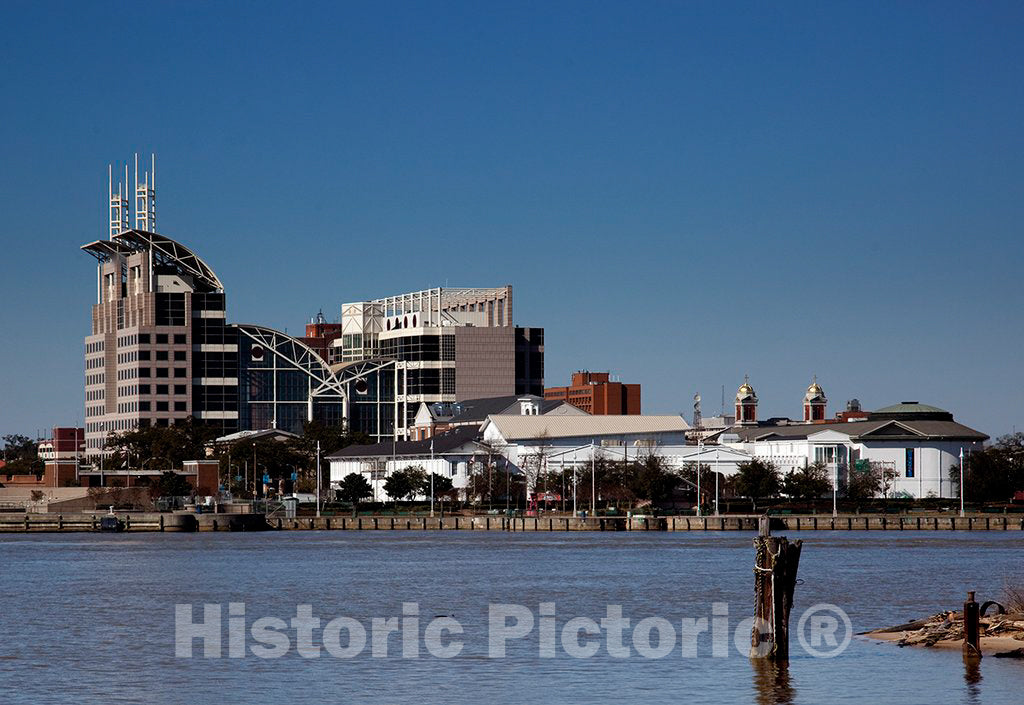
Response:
[[964, 591, 981, 657], [751, 516, 803, 660]]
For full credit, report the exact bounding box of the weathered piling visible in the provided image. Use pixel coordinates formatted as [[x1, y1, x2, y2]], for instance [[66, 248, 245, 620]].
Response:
[[964, 591, 981, 657], [751, 516, 803, 660]]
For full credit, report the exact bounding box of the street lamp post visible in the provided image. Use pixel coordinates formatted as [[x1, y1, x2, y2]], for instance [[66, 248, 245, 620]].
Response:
[[429, 437, 435, 517], [833, 457, 838, 518], [590, 441, 596, 517], [572, 448, 577, 517], [696, 441, 703, 517], [316, 440, 321, 518], [714, 448, 720, 517], [959, 447, 965, 518]]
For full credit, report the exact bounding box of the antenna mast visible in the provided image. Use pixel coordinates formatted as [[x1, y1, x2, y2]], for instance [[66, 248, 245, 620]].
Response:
[[108, 162, 130, 238], [134, 152, 156, 232]]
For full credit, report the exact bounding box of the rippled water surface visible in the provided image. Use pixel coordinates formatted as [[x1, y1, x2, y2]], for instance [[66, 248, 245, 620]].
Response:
[[0, 531, 1021, 704]]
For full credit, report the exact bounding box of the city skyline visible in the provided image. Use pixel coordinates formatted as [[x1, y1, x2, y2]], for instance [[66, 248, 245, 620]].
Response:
[[1, 2, 1022, 439]]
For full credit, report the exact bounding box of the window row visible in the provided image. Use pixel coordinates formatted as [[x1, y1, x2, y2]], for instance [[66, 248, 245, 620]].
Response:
[[116, 332, 188, 346], [117, 384, 188, 397], [118, 401, 188, 413], [117, 367, 188, 380]]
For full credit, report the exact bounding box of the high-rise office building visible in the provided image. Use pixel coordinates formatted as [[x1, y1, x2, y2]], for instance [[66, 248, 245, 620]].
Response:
[[329, 286, 544, 440]]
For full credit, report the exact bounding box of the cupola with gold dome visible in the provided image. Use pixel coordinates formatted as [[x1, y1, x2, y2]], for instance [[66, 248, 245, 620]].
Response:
[[803, 376, 827, 422], [735, 376, 758, 425]]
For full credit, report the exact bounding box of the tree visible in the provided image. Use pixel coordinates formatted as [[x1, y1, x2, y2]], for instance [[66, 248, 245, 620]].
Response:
[[336, 473, 373, 517], [427, 472, 455, 500], [383, 465, 426, 508], [733, 459, 782, 505], [846, 463, 883, 500], [2, 434, 40, 474], [783, 462, 833, 500], [679, 462, 728, 511], [148, 471, 194, 499], [227, 437, 307, 496], [105, 418, 215, 470], [294, 421, 369, 457], [626, 454, 681, 504], [290, 421, 370, 493], [948, 434, 1024, 502]]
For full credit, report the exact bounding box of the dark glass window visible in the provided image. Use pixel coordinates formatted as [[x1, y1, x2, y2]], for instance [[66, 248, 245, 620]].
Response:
[[174, 351, 186, 361], [139, 368, 151, 378], [156, 368, 169, 378], [156, 401, 169, 412], [139, 384, 151, 394], [139, 350, 151, 361], [139, 401, 151, 412], [156, 293, 186, 326], [156, 334, 168, 344], [174, 401, 187, 412], [276, 370, 308, 401], [156, 385, 169, 395], [174, 368, 186, 378], [174, 384, 186, 394], [156, 351, 169, 361], [406, 368, 441, 395], [139, 334, 150, 344], [174, 334, 187, 345]]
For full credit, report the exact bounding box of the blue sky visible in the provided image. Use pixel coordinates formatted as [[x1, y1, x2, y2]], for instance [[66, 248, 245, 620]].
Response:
[[1, 1, 1021, 438]]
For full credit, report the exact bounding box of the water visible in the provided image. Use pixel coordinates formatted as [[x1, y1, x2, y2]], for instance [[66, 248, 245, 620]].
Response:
[[0, 531, 1021, 704]]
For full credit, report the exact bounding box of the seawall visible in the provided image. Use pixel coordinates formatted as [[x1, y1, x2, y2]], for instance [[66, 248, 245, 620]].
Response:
[[2, 512, 1022, 533]]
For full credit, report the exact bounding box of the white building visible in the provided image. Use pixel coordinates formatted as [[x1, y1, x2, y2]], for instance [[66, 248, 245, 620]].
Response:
[[477, 413, 751, 472], [327, 426, 483, 502], [717, 393, 988, 499]]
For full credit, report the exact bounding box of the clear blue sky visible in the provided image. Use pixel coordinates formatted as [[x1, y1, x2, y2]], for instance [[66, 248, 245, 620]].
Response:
[[1, 1, 1021, 439]]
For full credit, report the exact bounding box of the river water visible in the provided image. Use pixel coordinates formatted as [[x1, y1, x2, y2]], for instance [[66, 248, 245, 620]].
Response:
[[0, 531, 1021, 704]]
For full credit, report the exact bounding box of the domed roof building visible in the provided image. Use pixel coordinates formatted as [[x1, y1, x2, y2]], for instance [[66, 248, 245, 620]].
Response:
[[735, 376, 758, 425], [803, 377, 827, 422]]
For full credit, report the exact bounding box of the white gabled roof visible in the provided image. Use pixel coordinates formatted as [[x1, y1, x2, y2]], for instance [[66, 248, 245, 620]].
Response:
[[483, 414, 689, 441], [213, 428, 299, 444]]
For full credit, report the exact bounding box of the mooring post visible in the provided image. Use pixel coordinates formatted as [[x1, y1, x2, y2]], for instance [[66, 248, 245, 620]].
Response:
[[751, 514, 803, 660], [964, 591, 981, 657]]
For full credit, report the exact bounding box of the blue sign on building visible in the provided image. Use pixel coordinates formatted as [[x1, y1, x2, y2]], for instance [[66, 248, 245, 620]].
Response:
[[905, 448, 915, 478]]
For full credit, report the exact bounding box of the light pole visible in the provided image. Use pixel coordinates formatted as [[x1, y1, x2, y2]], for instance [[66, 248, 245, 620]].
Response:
[[696, 440, 703, 517], [832, 455, 838, 518], [429, 437, 435, 517], [959, 447, 965, 518], [714, 447, 720, 516], [590, 441, 596, 517], [316, 440, 321, 518], [252, 442, 257, 500], [572, 447, 577, 517]]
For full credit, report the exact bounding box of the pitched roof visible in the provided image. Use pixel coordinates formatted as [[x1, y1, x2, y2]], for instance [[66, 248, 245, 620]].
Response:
[[728, 418, 987, 443], [212, 428, 299, 444], [422, 395, 580, 424], [483, 415, 689, 441], [326, 425, 481, 459]]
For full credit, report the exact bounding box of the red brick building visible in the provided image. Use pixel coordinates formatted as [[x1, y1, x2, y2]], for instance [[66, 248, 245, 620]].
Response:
[[544, 371, 641, 415], [300, 311, 343, 363]]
